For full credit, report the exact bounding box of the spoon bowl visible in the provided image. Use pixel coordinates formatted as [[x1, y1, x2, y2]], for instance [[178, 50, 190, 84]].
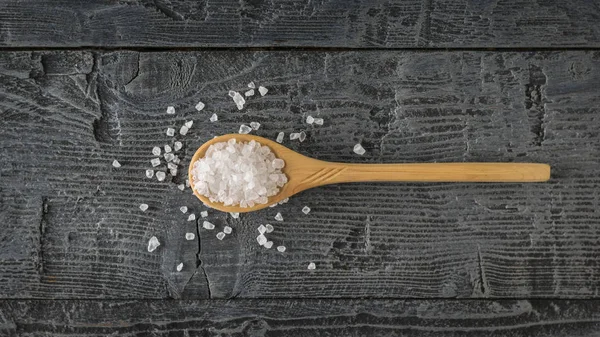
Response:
[[189, 134, 551, 213]]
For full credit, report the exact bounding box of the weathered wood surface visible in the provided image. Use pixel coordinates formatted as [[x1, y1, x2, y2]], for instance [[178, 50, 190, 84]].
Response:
[[1, 50, 600, 299], [1, 300, 600, 336], [2, 0, 600, 48]]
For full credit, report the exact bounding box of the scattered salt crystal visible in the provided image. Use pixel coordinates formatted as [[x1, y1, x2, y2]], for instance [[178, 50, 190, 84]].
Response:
[[216, 232, 225, 240], [306, 116, 314, 124], [146, 169, 154, 178], [188, 214, 196, 221], [174, 141, 182, 151], [185, 232, 195, 240], [185, 120, 193, 128], [258, 86, 268, 96], [195, 102, 205, 111], [229, 91, 245, 110], [180, 125, 189, 136], [228, 90, 236, 98], [156, 171, 166, 181], [244, 89, 254, 97], [172, 157, 180, 164], [308, 262, 316, 270], [112, 160, 121, 168], [178, 184, 185, 191], [258, 225, 266, 234], [257, 234, 267, 245], [180, 206, 188, 213], [353, 143, 366, 155], [170, 168, 178, 176], [166, 106, 175, 114], [264, 241, 273, 249], [277, 246, 286, 252], [275, 212, 283, 221], [265, 224, 274, 233], [272, 158, 285, 169], [279, 198, 289, 205], [223, 226, 232, 234], [152, 146, 161, 156], [203, 221, 215, 230], [276, 132, 284, 143], [248, 81, 256, 89], [166, 128, 175, 136], [176, 263, 183, 271], [250, 122, 261, 130], [290, 133, 300, 140], [164, 153, 175, 162], [314, 118, 324, 125], [139, 203, 148, 211], [230, 212, 239, 219], [239, 124, 252, 134], [151, 158, 161, 167], [209, 113, 218, 122], [147, 236, 160, 252], [167, 163, 177, 170], [299, 131, 306, 142], [302, 206, 311, 214], [200, 211, 208, 218], [164, 145, 172, 153]]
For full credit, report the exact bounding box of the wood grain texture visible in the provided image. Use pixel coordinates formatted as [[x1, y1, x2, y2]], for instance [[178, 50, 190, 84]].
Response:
[[1, 0, 600, 48], [1, 299, 600, 336], [1, 50, 600, 299]]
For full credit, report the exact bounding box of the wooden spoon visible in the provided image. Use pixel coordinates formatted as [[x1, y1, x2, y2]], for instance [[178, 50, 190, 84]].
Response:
[[189, 134, 550, 213]]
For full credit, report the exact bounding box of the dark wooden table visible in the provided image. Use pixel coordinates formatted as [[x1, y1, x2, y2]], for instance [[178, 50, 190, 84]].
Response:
[[2, 1, 600, 336]]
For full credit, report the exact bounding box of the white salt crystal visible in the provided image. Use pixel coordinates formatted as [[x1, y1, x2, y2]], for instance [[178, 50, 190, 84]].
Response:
[[239, 124, 252, 134], [180, 125, 189, 136], [174, 141, 182, 151], [276, 132, 284, 143], [275, 212, 283, 221], [223, 226, 232, 234], [170, 168, 178, 176], [230, 91, 245, 110], [188, 214, 196, 221], [289, 133, 300, 140], [248, 81, 256, 88], [195, 102, 205, 111], [258, 225, 266, 234], [258, 86, 268, 96], [172, 157, 180, 164], [151, 158, 161, 167], [216, 232, 225, 240], [230, 212, 239, 219], [146, 169, 154, 178], [112, 160, 121, 168], [203, 221, 215, 230], [168, 162, 177, 170], [147, 236, 160, 252], [302, 206, 311, 214], [264, 241, 273, 249], [180, 206, 188, 213], [164, 145, 172, 153], [308, 262, 316, 270], [299, 131, 306, 142], [279, 198, 289, 204], [156, 171, 166, 181], [185, 232, 195, 240], [166, 128, 175, 136], [353, 143, 366, 155], [257, 234, 267, 245], [250, 122, 261, 130], [228, 90, 236, 98], [277, 246, 286, 252], [176, 263, 183, 271], [210, 113, 218, 122], [166, 106, 175, 114], [200, 211, 208, 218], [152, 146, 161, 156], [178, 184, 185, 191], [306, 116, 314, 124], [164, 153, 175, 162], [185, 120, 193, 128], [244, 89, 255, 97], [314, 118, 324, 125], [265, 224, 274, 233], [139, 203, 148, 211], [272, 158, 285, 169]]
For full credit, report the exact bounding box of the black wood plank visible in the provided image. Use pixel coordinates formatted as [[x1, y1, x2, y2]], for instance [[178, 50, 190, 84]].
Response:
[[1, 300, 600, 336], [1, 0, 600, 48], [1, 50, 600, 299]]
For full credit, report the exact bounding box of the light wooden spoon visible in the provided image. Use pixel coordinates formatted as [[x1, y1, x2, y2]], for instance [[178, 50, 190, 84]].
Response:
[[189, 134, 550, 213]]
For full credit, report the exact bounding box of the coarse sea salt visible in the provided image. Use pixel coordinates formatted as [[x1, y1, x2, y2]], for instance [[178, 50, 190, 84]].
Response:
[[265, 224, 274, 233], [353, 143, 366, 155], [306, 116, 314, 124], [146, 169, 154, 178], [151, 158, 161, 167], [302, 206, 311, 214], [168, 162, 177, 170], [195, 102, 205, 111], [188, 214, 196, 221], [200, 211, 208, 218], [147, 236, 160, 252], [276, 132, 284, 143], [314, 118, 324, 125], [264, 241, 273, 249], [152, 146, 161, 156], [180, 206, 188, 213], [185, 232, 195, 240], [223, 226, 232, 234], [274, 212, 283, 221], [258, 225, 266, 234], [230, 212, 239, 219], [277, 246, 286, 252], [139, 203, 148, 211], [289, 133, 300, 140], [190, 139, 288, 207], [229, 91, 245, 110], [250, 122, 261, 130], [174, 141, 182, 151], [180, 125, 189, 136], [239, 124, 252, 134], [308, 262, 316, 270], [245, 89, 255, 97], [299, 131, 306, 142], [178, 184, 185, 191], [164, 153, 175, 162], [248, 82, 256, 89], [257, 234, 267, 245], [156, 171, 166, 181], [112, 160, 121, 168], [203, 221, 215, 230], [176, 263, 183, 271], [164, 145, 172, 153], [166, 106, 175, 114], [166, 128, 175, 136], [216, 232, 225, 240], [210, 114, 218, 122], [258, 86, 268, 96]]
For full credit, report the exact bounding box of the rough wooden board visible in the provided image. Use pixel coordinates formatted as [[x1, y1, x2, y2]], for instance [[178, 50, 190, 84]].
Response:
[[1, 299, 600, 336], [1, 0, 600, 48], [1, 50, 600, 299]]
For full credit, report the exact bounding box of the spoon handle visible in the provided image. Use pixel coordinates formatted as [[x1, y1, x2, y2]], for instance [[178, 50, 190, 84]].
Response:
[[308, 163, 550, 185]]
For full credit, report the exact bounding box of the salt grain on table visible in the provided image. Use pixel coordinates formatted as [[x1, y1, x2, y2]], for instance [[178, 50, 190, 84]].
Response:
[[185, 233, 195, 240], [245, 89, 254, 97], [200, 211, 208, 218], [229, 90, 245, 110], [353, 143, 366, 155], [308, 262, 316, 270], [306, 116, 314, 124], [277, 246, 286, 252], [180, 206, 188, 213], [146, 169, 154, 178], [257, 234, 267, 245], [166, 128, 175, 136], [166, 106, 175, 114], [152, 146, 161, 156], [275, 212, 283, 221], [170, 168, 177, 176], [168, 162, 177, 170], [188, 214, 196, 221], [299, 131, 306, 142], [250, 122, 261, 130], [258, 225, 266, 234], [223, 226, 232, 234], [139, 203, 148, 211], [216, 232, 226, 240], [156, 171, 166, 181], [265, 224, 274, 233], [195, 102, 205, 111], [178, 184, 185, 191], [176, 263, 183, 271], [264, 241, 273, 249], [164, 145, 172, 153], [239, 124, 252, 134], [258, 86, 268, 96], [164, 153, 175, 162], [185, 121, 193, 128], [314, 118, 324, 125], [248, 82, 255, 88], [112, 160, 121, 168], [147, 236, 160, 252], [276, 132, 284, 143], [302, 206, 311, 214], [203, 221, 215, 230], [230, 212, 239, 219], [174, 141, 182, 151], [151, 158, 161, 167], [290, 133, 300, 140], [180, 125, 189, 136]]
